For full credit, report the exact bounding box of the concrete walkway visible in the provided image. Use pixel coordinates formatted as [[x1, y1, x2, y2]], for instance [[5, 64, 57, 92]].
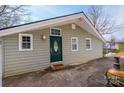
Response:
[[3, 58, 114, 87]]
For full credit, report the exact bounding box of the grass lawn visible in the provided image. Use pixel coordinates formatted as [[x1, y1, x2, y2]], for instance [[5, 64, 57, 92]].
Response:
[[119, 43, 124, 52]]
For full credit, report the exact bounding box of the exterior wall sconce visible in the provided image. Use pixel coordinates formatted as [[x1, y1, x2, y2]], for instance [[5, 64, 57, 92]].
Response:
[[41, 34, 46, 40]]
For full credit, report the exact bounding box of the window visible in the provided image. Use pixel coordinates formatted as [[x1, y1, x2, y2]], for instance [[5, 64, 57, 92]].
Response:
[[71, 37, 78, 51], [50, 28, 61, 36], [86, 38, 92, 50], [19, 34, 33, 51]]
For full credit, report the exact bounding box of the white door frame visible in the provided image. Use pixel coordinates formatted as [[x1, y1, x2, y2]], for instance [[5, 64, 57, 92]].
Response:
[[0, 39, 3, 87]]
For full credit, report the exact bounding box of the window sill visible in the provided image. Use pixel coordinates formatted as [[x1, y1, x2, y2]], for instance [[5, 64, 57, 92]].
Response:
[[86, 48, 92, 51], [71, 50, 78, 51], [19, 49, 33, 51]]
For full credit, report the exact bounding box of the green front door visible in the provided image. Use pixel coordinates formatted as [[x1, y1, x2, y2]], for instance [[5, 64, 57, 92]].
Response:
[[50, 36, 62, 63]]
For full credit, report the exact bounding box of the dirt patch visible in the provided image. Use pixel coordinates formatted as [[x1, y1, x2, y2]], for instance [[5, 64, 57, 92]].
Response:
[[3, 58, 114, 87]]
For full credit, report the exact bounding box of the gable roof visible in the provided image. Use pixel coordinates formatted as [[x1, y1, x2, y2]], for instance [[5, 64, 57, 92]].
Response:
[[0, 11, 105, 43], [0, 12, 83, 31]]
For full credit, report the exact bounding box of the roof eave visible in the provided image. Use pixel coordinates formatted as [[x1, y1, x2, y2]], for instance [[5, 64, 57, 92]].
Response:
[[0, 12, 105, 43]]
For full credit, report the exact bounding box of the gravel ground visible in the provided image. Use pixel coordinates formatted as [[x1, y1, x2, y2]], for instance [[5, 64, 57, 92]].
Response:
[[3, 58, 115, 87]]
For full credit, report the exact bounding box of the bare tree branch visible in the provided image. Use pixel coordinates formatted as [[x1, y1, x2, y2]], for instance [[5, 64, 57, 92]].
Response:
[[0, 5, 7, 14], [87, 6, 116, 35], [0, 5, 30, 29]]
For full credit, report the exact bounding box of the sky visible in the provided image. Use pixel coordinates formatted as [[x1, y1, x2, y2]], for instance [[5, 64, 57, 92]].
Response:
[[28, 5, 124, 41], [29, 5, 89, 21]]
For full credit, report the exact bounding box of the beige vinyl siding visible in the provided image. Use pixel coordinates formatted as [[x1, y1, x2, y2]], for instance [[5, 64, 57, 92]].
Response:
[[2, 24, 103, 77], [3, 29, 50, 77], [61, 24, 103, 65]]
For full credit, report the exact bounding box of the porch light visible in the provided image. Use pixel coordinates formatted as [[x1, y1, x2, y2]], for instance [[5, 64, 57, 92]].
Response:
[[41, 34, 46, 40]]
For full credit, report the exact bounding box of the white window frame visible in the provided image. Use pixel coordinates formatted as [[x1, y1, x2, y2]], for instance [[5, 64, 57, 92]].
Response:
[[19, 33, 33, 51], [50, 28, 62, 37], [71, 37, 78, 51], [85, 38, 92, 50]]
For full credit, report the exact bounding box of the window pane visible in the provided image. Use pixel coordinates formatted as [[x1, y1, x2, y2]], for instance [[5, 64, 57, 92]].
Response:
[[86, 45, 90, 48], [51, 29, 61, 36], [86, 39, 91, 49], [26, 37, 31, 42], [58, 31, 60, 35], [72, 39, 76, 43], [72, 44, 77, 50], [27, 43, 31, 48], [22, 36, 31, 49], [71, 38, 78, 50], [22, 43, 27, 49], [52, 30, 54, 35], [22, 36, 27, 42], [55, 30, 58, 35]]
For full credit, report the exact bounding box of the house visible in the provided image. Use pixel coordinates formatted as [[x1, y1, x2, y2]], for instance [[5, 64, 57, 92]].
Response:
[[105, 41, 124, 51], [0, 12, 105, 77], [104, 41, 119, 50], [113, 41, 124, 51], [111, 42, 119, 50]]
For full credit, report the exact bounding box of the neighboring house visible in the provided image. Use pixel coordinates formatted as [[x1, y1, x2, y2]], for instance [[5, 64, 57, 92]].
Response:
[[0, 12, 105, 77], [104, 41, 124, 52], [114, 42, 124, 51], [105, 41, 124, 52], [111, 42, 119, 50], [111, 43, 119, 50]]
